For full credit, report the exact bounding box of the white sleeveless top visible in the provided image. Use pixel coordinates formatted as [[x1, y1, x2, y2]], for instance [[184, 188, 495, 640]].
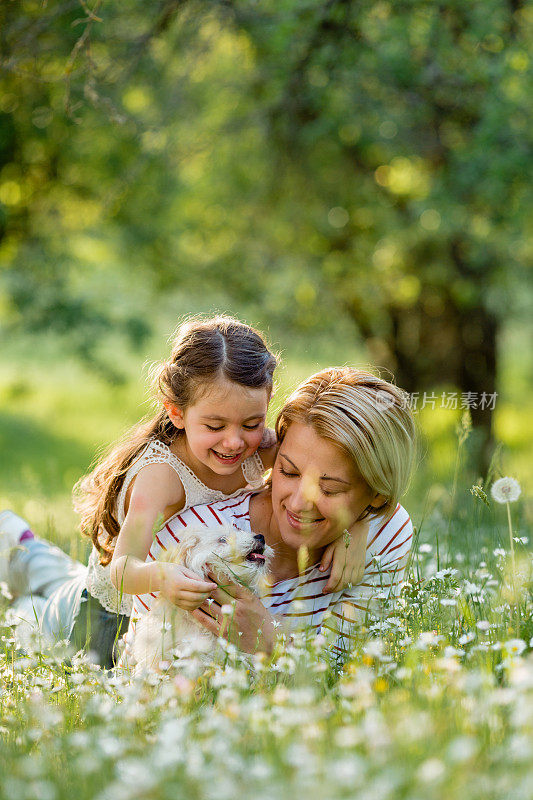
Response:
[[85, 440, 266, 614]]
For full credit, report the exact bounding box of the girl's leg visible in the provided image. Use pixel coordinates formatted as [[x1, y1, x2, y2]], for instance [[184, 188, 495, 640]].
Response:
[[2, 511, 87, 646], [9, 534, 86, 599]]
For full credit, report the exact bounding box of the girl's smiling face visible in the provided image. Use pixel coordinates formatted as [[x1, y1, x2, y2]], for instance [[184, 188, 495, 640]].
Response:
[[271, 422, 382, 553], [169, 377, 269, 476]]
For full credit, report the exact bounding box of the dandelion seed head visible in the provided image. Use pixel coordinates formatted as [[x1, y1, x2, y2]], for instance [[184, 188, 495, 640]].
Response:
[[491, 477, 521, 504]]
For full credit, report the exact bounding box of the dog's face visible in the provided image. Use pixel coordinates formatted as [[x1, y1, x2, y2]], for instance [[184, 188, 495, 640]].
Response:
[[168, 525, 273, 591]]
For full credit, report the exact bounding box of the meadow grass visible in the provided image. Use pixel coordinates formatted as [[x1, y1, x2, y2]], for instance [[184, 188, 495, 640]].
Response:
[[1, 329, 531, 800], [1, 501, 531, 800]]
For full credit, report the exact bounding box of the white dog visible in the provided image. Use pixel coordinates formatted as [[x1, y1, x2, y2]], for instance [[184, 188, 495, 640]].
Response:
[[131, 524, 273, 672]]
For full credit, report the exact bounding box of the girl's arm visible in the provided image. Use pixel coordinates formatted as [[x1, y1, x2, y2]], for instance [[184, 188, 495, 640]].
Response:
[[323, 514, 413, 656], [257, 425, 279, 471], [319, 519, 370, 593], [110, 464, 214, 602]]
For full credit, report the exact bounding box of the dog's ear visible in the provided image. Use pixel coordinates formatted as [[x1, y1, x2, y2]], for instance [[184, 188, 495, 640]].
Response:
[[172, 535, 202, 568]]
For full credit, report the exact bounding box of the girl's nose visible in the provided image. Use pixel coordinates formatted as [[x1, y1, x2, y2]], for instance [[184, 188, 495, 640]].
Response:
[[222, 430, 244, 451]]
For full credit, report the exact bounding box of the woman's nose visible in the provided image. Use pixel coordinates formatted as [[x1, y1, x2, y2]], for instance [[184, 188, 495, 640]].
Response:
[[290, 479, 314, 510]]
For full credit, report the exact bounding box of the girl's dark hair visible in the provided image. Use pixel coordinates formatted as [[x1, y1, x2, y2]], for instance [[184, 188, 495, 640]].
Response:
[[74, 316, 277, 565]]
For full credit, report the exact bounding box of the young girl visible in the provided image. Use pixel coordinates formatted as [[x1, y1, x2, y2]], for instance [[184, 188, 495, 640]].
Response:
[[1, 315, 366, 667]]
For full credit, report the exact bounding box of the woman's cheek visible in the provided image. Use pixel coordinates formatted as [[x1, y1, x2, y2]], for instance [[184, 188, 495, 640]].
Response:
[[328, 496, 356, 531]]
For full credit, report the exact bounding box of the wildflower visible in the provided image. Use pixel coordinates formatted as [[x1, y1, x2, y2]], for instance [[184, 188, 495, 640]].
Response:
[[0, 581, 13, 600], [447, 736, 477, 763], [504, 639, 526, 656], [364, 638, 385, 658], [491, 477, 521, 504], [415, 631, 443, 650], [444, 646, 465, 658], [417, 758, 445, 784]]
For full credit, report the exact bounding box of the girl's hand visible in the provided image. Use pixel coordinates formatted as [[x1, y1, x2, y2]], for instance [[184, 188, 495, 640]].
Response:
[[158, 563, 216, 611], [319, 519, 369, 593], [191, 574, 276, 654]]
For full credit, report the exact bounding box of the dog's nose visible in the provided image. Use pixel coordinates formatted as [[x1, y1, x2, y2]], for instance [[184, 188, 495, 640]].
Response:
[[254, 534, 265, 545]]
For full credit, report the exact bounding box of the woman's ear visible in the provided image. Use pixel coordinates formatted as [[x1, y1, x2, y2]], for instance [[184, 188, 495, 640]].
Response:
[[369, 493, 387, 512], [357, 494, 388, 521], [163, 400, 185, 430]]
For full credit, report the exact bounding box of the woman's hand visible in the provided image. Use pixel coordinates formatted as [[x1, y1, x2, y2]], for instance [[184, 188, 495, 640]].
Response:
[[157, 563, 216, 611], [319, 519, 369, 593], [191, 574, 276, 654]]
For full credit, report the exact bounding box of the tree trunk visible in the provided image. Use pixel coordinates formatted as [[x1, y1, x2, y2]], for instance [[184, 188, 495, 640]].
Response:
[[350, 297, 498, 478]]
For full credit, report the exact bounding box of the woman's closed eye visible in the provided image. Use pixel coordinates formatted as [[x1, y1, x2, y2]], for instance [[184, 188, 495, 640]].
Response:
[[279, 466, 298, 478], [280, 465, 343, 496]]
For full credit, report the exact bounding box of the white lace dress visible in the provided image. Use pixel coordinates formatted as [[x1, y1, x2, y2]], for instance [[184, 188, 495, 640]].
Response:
[[85, 440, 265, 615]]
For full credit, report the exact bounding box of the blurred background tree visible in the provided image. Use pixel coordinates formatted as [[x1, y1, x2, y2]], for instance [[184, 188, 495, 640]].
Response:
[[1, 0, 532, 473]]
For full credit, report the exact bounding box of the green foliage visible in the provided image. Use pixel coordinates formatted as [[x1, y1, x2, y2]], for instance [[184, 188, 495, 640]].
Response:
[[1, 1, 532, 466]]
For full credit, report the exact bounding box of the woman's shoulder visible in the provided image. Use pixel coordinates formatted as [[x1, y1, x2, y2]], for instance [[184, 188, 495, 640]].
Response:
[[368, 502, 411, 532], [166, 490, 255, 533], [366, 503, 413, 559]]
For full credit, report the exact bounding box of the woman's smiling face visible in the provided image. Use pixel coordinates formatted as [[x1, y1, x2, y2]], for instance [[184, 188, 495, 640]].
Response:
[[271, 422, 379, 553]]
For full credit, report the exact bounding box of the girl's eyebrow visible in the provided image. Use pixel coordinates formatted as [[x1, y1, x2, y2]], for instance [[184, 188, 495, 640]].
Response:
[[279, 453, 351, 485]]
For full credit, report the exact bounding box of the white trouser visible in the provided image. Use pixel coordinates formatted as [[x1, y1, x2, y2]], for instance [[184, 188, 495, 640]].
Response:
[[7, 537, 87, 648]]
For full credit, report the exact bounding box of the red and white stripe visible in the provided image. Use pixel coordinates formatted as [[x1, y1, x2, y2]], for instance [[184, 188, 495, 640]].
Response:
[[130, 492, 254, 621], [130, 493, 412, 650]]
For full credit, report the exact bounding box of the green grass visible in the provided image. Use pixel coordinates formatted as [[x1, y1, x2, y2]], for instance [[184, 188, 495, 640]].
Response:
[[1, 328, 532, 800], [0, 324, 531, 552], [0, 510, 531, 800]]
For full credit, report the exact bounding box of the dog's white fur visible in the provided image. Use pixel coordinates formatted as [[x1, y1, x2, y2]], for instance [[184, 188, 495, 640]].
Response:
[[131, 524, 273, 672]]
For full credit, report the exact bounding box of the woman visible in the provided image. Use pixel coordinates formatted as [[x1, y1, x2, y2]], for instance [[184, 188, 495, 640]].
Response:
[[127, 367, 415, 656]]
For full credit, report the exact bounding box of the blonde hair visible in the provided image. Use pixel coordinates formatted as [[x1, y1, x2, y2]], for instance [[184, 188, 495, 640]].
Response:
[[74, 315, 277, 565], [276, 367, 415, 520]]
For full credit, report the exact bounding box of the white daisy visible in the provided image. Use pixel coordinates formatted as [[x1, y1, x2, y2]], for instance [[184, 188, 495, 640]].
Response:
[[504, 638, 526, 656], [491, 477, 521, 504]]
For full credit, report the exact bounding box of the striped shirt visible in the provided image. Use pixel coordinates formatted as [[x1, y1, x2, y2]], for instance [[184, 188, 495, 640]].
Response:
[[131, 492, 412, 653]]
